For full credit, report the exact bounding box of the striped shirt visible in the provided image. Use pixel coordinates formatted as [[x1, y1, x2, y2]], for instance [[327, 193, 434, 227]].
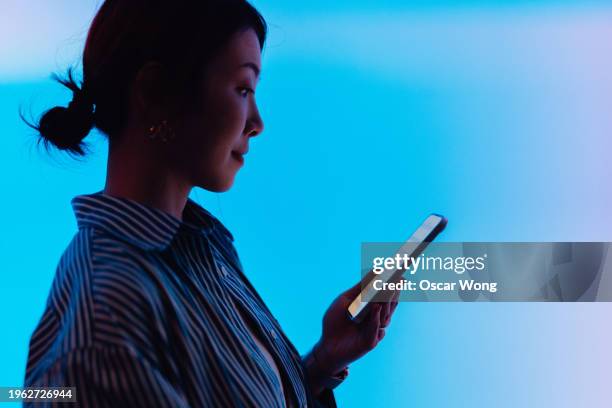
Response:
[[24, 191, 338, 407]]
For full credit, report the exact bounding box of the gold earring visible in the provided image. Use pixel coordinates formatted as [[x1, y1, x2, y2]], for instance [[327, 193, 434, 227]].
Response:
[[147, 119, 176, 142]]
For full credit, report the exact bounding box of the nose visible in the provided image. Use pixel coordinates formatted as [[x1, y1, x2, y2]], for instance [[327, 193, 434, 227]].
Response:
[[246, 101, 264, 138]]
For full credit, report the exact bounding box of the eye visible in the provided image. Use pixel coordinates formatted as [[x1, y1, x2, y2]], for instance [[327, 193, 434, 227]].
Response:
[[238, 87, 254, 98]]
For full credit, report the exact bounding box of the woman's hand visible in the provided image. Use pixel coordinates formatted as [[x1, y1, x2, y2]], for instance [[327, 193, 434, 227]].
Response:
[[312, 281, 399, 377]]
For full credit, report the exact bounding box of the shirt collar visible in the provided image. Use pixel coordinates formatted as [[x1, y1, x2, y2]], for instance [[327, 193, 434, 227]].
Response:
[[71, 191, 234, 251]]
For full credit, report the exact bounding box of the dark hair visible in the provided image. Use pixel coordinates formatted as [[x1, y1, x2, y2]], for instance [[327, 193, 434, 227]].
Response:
[[22, 0, 267, 156]]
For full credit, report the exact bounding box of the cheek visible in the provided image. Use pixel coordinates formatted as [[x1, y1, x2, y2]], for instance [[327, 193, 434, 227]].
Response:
[[170, 129, 236, 190], [209, 93, 247, 136], [204, 117, 241, 163], [172, 87, 247, 186], [203, 96, 247, 155], [183, 94, 241, 147]]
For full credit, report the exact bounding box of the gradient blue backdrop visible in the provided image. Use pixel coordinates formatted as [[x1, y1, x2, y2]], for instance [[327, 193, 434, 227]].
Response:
[[1, 1, 611, 406]]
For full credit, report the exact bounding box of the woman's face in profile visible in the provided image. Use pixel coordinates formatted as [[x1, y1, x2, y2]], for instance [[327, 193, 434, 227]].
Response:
[[172, 28, 264, 192]]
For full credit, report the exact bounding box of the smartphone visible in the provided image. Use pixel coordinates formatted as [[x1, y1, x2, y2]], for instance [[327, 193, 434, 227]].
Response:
[[347, 214, 448, 322]]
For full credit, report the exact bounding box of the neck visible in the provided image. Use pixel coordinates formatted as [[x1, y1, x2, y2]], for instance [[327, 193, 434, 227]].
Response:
[[103, 136, 192, 220]]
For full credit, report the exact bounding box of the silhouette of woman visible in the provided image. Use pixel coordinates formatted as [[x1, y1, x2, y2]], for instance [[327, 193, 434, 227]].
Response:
[[22, 1, 397, 406]]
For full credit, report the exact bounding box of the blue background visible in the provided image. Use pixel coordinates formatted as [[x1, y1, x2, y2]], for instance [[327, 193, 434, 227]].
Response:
[[1, 0, 611, 406]]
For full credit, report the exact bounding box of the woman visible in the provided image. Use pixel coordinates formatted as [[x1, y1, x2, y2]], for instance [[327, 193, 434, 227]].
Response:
[[23, 1, 398, 406]]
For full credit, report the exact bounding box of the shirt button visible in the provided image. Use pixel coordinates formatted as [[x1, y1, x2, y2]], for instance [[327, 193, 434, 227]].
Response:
[[269, 329, 278, 340]]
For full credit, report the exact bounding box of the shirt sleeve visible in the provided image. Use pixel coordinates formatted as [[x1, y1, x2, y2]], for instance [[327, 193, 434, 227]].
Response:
[[312, 389, 338, 408], [301, 351, 350, 408], [24, 345, 189, 408], [24, 235, 191, 408]]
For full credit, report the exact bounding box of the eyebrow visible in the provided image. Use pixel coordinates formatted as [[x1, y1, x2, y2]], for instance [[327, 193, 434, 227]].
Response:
[[239, 62, 260, 78]]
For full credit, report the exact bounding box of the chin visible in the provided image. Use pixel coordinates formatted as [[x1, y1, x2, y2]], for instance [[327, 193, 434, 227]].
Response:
[[208, 184, 233, 193], [197, 174, 236, 193]]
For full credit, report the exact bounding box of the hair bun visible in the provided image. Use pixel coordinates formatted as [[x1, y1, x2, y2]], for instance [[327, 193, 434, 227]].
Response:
[[38, 90, 95, 155]]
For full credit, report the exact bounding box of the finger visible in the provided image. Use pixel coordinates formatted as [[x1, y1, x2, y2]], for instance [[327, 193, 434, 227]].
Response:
[[390, 290, 400, 311], [380, 302, 391, 327], [382, 302, 398, 328], [389, 290, 400, 312], [382, 292, 400, 327], [346, 269, 381, 298], [377, 327, 386, 341], [364, 304, 382, 348], [390, 300, 399, 315]]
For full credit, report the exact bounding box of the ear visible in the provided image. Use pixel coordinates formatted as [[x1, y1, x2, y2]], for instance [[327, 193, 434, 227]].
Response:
[[131, 61, 173, 124]]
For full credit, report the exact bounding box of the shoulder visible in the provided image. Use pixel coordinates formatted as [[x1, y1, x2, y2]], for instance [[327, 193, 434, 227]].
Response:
[[46, 227, 170, 348], [26, 227, 173, 385], [52, 227, 160, 302]]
